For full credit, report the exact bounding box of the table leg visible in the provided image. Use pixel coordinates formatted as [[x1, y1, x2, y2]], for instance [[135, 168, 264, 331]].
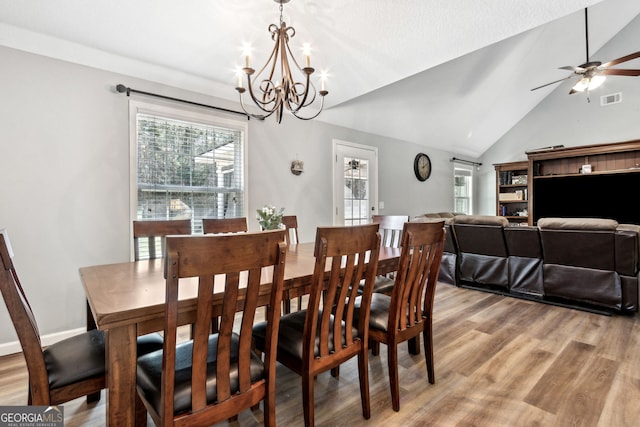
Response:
[[105, 325, 138, 427]]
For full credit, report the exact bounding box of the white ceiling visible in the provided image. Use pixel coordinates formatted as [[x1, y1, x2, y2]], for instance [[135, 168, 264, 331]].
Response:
[[2, 0, 640, 157]]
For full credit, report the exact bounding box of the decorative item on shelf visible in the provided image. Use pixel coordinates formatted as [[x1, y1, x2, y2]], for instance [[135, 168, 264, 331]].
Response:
[[291, 159, 304, 175], [511, 175, 528, 185], [580, 164, 592, 174], [235, 0, 329, 123], [256, 204, 285, 230], [499, 193, 523, 201]]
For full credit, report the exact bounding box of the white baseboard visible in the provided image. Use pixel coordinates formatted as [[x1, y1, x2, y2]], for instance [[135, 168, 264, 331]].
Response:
[[0, 327, 87, 357]]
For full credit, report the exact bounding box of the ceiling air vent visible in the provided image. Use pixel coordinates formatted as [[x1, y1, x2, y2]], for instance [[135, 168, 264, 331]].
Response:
[[601, 92, 622, 106]]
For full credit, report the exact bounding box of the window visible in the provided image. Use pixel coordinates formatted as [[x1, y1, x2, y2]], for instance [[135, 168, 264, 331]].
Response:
[[453, 164, 473, 214], [130, 101, 247, 235]]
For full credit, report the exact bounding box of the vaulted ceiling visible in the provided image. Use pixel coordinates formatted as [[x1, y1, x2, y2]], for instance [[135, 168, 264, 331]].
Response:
[[2, 0, 640, 157]]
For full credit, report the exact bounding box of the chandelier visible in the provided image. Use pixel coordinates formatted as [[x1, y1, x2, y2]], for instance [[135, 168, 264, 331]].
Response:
[[235, 0, 328, 123]]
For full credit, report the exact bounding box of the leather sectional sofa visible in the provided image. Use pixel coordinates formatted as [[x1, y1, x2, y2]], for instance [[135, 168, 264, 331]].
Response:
[[414, 213, 640, 314]]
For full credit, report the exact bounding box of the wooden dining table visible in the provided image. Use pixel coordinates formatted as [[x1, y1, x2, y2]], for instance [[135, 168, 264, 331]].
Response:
[[80, 241, 400, 426]]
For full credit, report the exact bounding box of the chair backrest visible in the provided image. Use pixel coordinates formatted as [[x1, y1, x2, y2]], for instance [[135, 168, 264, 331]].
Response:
[[304, 224, 380, 370], [387, 221, 445, 334], [160, 230, 286, 423], [133, 219, 192, 260], [0, 230, 49, 403], [372, 215, 409, 248], [202, 217, 248, 235], [281, 215, 299, 246]]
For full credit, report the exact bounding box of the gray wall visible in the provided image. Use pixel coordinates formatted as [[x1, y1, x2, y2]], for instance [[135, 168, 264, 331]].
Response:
[[0, 46, 459, 350]]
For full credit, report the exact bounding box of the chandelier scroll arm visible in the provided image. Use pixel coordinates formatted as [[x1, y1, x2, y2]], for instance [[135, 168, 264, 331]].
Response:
[[291, 92, 327, 120]]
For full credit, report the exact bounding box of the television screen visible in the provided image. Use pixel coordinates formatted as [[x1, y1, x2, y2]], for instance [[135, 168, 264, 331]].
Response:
[[533, 172, 640, 225]]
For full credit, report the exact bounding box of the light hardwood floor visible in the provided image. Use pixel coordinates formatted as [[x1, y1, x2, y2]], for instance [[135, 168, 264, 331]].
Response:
[[1, 284, 639, 426]]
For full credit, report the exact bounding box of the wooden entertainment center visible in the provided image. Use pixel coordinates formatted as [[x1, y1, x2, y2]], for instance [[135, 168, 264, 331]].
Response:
[[495, 139, 640, 225]]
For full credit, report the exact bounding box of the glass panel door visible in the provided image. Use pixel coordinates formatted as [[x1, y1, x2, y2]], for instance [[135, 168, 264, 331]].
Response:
[[333, 141, 378, 225]]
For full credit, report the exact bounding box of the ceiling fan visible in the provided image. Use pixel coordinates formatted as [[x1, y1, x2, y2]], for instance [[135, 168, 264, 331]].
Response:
[[531, 8, 640, 95]]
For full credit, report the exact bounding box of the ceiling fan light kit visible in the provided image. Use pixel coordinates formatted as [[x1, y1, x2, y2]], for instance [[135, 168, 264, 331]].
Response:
[[235, 0, 329, 123], [531, 8, 640, 97]]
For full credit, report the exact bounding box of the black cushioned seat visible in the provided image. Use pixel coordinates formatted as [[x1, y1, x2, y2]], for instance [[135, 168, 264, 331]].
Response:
[[44, 329, 106, 390], [353, 293, 392, 333], [45, 330, 163, 390], [137, 333, 264, 415], [253, 310, 359, 361]]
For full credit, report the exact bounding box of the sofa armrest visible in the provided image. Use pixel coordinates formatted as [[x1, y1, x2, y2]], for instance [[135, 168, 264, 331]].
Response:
[[616, 224, 640, 275]]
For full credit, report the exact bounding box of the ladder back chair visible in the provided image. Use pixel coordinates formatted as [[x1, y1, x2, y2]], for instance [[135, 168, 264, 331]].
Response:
[[368, 215, 410, 295], [85, 219, 192, 333], [201, 217, 249, 333], [133, 219, 192, 261], [0, 229, 162, 410], [281, 215, 299, 246], [253, 224, 381, 427], [202, 217, 248, 234], [281, 215, 302, 313], [357, 220, 445, 411], [136, 230, 287, 427]]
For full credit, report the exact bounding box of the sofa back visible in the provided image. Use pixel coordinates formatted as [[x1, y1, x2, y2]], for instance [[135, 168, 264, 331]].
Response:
[[452, 215, 510, 289], [452, 215, 509, 257], [538, 218, 618, 271]]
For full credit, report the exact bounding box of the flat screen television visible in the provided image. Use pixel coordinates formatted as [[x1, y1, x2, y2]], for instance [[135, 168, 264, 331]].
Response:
[[533, 172, 640, 225]]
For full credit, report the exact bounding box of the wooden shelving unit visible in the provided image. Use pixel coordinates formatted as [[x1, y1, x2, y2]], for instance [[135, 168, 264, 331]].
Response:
[[494, 161, 530, 226], [526, 139, 640, 224]]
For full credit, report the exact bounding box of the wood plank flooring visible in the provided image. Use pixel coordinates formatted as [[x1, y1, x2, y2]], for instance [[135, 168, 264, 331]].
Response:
[[1, 284, 639, 426]]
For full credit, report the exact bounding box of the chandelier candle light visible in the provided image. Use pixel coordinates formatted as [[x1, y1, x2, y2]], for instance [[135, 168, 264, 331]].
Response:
[[235, 0, 328, 123]]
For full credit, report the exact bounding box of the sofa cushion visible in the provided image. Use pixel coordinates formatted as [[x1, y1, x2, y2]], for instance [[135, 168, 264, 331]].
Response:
[[537, 217, 618, 231], [453, 215, 509, 227]]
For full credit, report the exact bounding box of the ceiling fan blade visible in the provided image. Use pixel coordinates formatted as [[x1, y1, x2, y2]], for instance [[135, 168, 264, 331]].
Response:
[[600, 51, 640, 68], [559, 66, 583, 72], [600, 68, 640, 76], [530, 75, 575, 91]]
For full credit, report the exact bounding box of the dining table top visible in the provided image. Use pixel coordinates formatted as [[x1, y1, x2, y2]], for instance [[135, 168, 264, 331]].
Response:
[[80, 241, 401, 332]]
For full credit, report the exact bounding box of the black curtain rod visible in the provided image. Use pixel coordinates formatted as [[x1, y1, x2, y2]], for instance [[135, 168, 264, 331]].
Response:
[[115, 84, 253, 120], [450, 157, 482, 167]]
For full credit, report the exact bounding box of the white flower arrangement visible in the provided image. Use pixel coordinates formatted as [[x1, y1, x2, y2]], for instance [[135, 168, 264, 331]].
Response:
[[256, 204, 285, 230]]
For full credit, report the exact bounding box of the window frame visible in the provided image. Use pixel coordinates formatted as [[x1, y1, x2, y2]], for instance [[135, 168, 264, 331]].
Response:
[[128, 99, 249, 255], [453, 162, 473, 214]]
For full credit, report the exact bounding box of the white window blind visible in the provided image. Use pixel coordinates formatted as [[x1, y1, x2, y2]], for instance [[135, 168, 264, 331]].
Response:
[[134, 110, 245, 235], [453, 164, 473, 214]]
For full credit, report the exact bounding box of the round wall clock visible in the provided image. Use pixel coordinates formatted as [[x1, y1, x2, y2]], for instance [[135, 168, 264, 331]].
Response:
[[414, 153, 431, 181]]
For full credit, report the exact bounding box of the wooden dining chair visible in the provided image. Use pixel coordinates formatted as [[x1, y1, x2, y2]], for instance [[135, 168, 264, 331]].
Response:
[[367, 215, 409, 295], [281, 215, 299, 246], [0, 229, 163, 408], [281, 215, 302, 313], [85, 219, 193, 332], [356, 220, 445, 412], [133, 219, 192, 260], [202, 217, 248, 234], [135, 230, 287, 427], [253, 224, 381, 427]]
